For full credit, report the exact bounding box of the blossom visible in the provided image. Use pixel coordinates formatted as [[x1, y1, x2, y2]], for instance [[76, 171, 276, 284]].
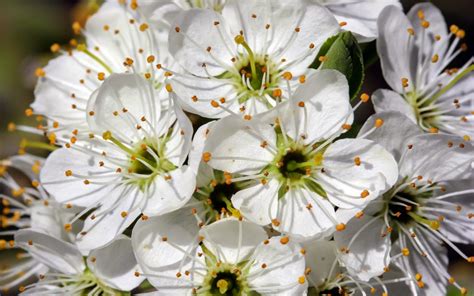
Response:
[[0, 155, 77, 291], [202, 70, 398, 240], [15, 231, 141, 295], [304, 239, 411, 295], [132, 214, 307, 295], [29, 0, 173, 140], [311, 0, 402, 42], [375, 3, 474, 138], [167, 0, 340, 118], [334, 111, 474, 295], [40, 73, 195, 252]]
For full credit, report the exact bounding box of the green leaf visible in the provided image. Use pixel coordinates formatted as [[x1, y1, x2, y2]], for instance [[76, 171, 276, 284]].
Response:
[[310, 31, 364, 100]]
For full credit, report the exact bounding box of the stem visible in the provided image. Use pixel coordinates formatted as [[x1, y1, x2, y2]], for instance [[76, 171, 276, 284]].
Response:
[[20, 140, 57, 152]]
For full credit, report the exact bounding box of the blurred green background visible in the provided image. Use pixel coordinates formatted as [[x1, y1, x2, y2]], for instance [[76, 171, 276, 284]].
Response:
[[0, 0, 472, 295]]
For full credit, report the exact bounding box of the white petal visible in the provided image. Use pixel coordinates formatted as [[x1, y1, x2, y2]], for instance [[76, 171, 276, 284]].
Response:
[[334, 215, 390, 281], [40, 148, 118, 207], [132, 208, 201, 290], [29, 203, 65, 239], [75, 185, 143, 253], [89, 235, 142, 291], [278, 69, 353, 144], [164, 103, 193, 167], [359, 111, 421, 162], [303, 239, 340, 287], [87, 73, 161, 143], [169, 9, 233, 77], [201, 218, 267, 264], [15, 229, 84, 275], [326, 0, 402, 42], [8, 154, 44, 181], [248, 236, 307, 295], [232, 180, 279, 226], [31, 52, 101, 136], [399, 134, 474, 181], [141, 166, 195, 216], [189, 122, 216, 187], [371, 89, 417, 123], [377, 6, 416, 93], [204, 116, 276, 175], [276, 188, 336, 240], [319, 138, 399, 209]]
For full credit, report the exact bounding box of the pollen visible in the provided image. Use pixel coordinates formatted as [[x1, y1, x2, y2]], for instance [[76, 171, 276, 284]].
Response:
[[298, 101, 305, 108], [280, 236, 290, 245], [121, 211, 128, 218], [97, 72, 105, 81], [202, 152, 212, 163], [421, 20, 430, 28], [336, 223, 346, 231], [360, 93, 370, 102], [244, 115, 252, 121], [342, 124, 352, 130], [272, 88, 282, 97], [282, 72, 293, 80], [431, 54, 439, 63], [139, 23, 149, 32], [210, 100, 219, 108], [298, 276, 306, 284], [124, 57, 134, 66], [402, 248, 410, 256], [456, 30, 465, 39], [354, 157, 361, 166], [375, 118, 384, 128], [360, 190, 370, 198], [165, 84, 173, 92], [72, 21, 81, 34], [35, 68, 46, 78], [429, 127, 439, 134], [65, 170, 73, 177], [50, 43, 61, 53], [429, 220, 440, 230], [64, 224, 72, 232], [355, 211, 364, 219], [234, 35, 245, 44], [467, 256, 474, 263], [299, 75, 306, 83], [407, 28, 415, 35], [401, 77, 409, 87], [318, 55, 328, 62], [339, 21, 347, 27]]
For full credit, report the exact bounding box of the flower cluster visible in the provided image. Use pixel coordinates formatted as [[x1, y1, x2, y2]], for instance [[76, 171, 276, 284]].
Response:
[[2, 0, 473, 295]]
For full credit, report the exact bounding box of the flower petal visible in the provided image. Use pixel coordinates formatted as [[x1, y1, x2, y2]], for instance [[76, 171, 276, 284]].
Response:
[[399, 134, 474, 181], [276, 188, 336, 240], [303, 239, 340, 287], [359, 111, 421, 162], [141, 165, 195, 216], [334, 215, 390, 281], [371, 89, 417, 123], [201, 218, 267, 265], [377, 6, 416, 93], [75, 185, 143, 253], [278, 69, 353, 144], [231, 180, 279, 226], [318, 138, 399, 209], [88, 235, 143, 291], [204, 116, 276, 175], [40, 148, 118, 207], [15, 229, 84, 275], [189, 122, 216, 187], [248, 236, 307, 295], [87, 73, 161, 143]]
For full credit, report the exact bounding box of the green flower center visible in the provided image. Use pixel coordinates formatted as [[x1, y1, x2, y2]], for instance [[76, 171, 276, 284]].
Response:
[[201, 263, 250, 296]]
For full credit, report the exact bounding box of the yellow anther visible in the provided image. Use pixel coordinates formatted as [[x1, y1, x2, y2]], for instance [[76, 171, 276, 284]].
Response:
[[417, 10, 425, 20], [298, 101, 305, 108], [272, 88, 282, 97], [318, 55, 328, 62], [299, 75, 306, 83], [375, 118, 384, 128], [202, 152, 212, 163], [429, 127, 439, 134], [360, 93, 370, 102], [354, 157, 361, 166], [298, 276, 306, 284], [98, 72, 105, 81], [121, 211, 128, 218], [35, 68, 45, 77], [336, 223, 346, 231], [234, 35, 245, 44], [342, 124, 352, 130], [460, 287, 468, 295], [130, 0, 138, 10], [431, 54, 439, 63], [165, 84, 173, 92], [463, 135, 471, 141], [417, 281, 425, 288], [280, 236, 290, 245], [407, 28, 415, 35], [50, 43, 61, 53], [244, 115, 252, 121], [64, 224, 72, 232], [72, 21, 81, 34], [339, 21, 347, 27], [139, 23, 149, 32], [467, 256, 474, 263], [282, 72, 293, 80], [355, 211, 364, 219], [25, 108, 34, 117], [402, 248, 410, 256], [216, 279, 229, 294], [421, 21, 430, 28], [450, 25, 459, 34], [360, 190, 370, 198], [456, 30, 465, 39], [401, 77, 409, 87], [429, 220, 440, 230], [7, 122, 16, 132], [103, 131, 112, 140], [210, 100, 219, 108]]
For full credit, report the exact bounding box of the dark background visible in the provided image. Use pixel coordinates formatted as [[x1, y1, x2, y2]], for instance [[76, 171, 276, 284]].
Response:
[[0, 0, 472, 295]]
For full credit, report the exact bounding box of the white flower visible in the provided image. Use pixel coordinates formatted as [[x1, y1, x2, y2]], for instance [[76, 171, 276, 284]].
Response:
[[334, 111, 474, 295], [304, 240, 412, 295], [0, 155, 77, 291], [167, 0, 340, 118], [15, 231, 141, 295], [375, 3, 474, 138], [202, 69, 398, 240], [311, 0, 402, 42], [40, 73, 195, 252], [132, 214, 307, 295], [29, 0, 173, 140]]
